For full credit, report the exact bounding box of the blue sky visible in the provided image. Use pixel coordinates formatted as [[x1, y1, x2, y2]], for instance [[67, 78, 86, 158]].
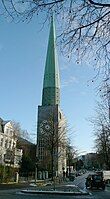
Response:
[[0, 15, 98, 155]]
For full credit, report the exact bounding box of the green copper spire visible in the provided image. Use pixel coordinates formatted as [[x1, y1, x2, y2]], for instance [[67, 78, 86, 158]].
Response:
[[42, 16, 60, 106]]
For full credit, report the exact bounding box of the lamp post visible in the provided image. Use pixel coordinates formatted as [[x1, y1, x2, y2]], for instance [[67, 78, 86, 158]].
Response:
[[35, 156, 39, 184]]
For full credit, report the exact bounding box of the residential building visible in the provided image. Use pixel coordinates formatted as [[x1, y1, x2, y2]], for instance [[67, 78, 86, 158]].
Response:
[[0, 118, 22, 168]]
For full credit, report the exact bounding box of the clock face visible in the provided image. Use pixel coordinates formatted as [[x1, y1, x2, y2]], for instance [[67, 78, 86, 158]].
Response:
[[45, 124, 51, 130], [39, 120, 51, 134]]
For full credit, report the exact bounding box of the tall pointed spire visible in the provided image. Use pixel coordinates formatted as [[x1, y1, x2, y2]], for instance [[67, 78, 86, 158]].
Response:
[[42, 16, 60, 106]]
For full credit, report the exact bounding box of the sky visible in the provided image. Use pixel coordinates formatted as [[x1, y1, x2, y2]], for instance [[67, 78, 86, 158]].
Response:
[[0, 15, 99, 155]]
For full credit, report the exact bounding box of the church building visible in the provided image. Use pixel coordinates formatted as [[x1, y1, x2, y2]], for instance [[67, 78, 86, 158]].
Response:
[[37, 16, 67, 178]]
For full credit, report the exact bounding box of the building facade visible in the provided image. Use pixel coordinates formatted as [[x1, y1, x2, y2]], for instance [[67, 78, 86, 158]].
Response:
[[0, 118, 22, 168], [37, 17, 67, 177]]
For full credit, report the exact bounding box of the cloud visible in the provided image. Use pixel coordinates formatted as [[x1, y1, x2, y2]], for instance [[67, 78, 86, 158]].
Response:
[[61, 76, 78, 87]]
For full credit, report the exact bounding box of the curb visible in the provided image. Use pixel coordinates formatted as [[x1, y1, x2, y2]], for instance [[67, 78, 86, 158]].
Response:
[[20, 189, 90, 196]]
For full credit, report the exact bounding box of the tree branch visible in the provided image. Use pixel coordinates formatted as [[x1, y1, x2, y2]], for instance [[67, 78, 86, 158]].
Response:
[[78, 10, 110, 30], [33, 0, 64, 7], [88, 0, 110, 7]]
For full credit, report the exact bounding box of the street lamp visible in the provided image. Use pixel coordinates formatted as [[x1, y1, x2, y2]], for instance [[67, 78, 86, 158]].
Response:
[[35, 157, 39, 184]]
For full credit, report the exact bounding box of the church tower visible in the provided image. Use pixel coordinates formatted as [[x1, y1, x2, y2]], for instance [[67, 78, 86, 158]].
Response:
[[42, 16, 60, 106], [37, 16, 66, 177]]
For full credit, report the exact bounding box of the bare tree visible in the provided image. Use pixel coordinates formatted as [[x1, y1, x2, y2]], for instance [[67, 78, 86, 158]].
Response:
[[66, 139, 76, 176], [1, 0, 110, 77], [11, 121, 22, 138], [11, 121, 31, 141], [90, 97, 110, 169], [99, 76, 110, 122]]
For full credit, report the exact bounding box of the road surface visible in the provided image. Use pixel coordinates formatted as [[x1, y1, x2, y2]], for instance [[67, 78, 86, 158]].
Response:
[[0, 173, 110, 199]]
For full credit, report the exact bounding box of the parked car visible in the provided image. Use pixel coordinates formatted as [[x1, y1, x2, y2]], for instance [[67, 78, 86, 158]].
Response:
[[96, 170, 110, 184], [85, 174, 105, 190]]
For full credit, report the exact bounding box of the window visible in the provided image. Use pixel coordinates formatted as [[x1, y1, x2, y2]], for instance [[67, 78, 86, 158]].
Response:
[[0, 138, 3, 147], [5, 140, 8, 148]]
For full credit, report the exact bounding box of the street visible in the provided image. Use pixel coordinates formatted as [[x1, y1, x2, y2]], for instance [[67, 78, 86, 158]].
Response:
[[0, 173, 110, 199], [73, 172, 110, 199]]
